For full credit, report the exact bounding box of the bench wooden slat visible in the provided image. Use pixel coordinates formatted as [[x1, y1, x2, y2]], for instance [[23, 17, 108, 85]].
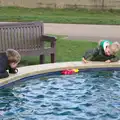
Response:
[[0, 22, 57, 64]]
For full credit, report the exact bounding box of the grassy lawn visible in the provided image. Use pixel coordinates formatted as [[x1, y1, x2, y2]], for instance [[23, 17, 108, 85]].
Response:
[[20, 36, 97, 65], [1, 7, 120, 24], [1, 6, 120, 65], [21, 35, 120, 65]]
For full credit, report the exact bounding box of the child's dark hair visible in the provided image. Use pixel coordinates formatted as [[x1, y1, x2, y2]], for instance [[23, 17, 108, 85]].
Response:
[[6, 49, 21, 63]]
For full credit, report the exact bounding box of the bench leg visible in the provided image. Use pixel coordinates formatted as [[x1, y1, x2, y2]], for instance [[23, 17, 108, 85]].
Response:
[[51, 53, 55, 63], [40, 55, 45, 64]]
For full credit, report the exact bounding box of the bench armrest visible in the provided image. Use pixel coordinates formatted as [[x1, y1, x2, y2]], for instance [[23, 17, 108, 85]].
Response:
[[42, 35, 57, 42]]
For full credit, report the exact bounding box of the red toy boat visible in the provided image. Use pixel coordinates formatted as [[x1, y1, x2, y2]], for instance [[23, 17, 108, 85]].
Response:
[[61, 69, 79, 75]]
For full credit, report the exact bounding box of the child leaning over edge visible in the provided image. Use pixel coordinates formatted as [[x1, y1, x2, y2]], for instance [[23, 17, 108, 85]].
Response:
[[82, 40, 120, 63], [0, 49, 21, 78]]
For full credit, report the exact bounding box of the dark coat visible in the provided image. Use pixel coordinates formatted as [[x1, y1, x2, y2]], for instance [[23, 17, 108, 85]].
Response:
[[0, 53, 17, 79], [83, 46, 119, 62]]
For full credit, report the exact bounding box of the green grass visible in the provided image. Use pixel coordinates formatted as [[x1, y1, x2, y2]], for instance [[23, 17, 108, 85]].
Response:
[[1, 6, 120, 24], [0, 6, 120, 65], [20, 36, 97, 65]]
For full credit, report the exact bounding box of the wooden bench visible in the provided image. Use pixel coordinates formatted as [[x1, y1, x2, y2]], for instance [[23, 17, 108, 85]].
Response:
[[0, 22, 56, 64]]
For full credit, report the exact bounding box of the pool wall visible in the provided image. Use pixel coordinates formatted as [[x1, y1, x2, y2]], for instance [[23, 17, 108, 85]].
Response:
[[0, 61, 120, 88]]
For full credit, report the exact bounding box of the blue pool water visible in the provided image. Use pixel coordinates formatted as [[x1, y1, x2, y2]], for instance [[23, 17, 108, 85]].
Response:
[[0, 71, 120, 120]]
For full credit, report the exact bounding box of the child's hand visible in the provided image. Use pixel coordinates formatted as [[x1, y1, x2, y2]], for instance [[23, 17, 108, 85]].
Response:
[[105, 60, 111, 63], [82, 58, 88, 63], [9, 62, 18, 69]]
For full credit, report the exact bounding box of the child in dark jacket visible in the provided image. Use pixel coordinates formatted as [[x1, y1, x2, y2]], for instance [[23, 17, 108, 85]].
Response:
[[82, 40, 120, 63], [0, 49, 21, 78]]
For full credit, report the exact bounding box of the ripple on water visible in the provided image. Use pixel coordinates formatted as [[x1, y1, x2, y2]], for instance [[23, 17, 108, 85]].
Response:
[[0, 71, 120, 120]]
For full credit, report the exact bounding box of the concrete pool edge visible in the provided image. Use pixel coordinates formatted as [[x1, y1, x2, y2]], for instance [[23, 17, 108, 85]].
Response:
[[0, 61, 120, 88]]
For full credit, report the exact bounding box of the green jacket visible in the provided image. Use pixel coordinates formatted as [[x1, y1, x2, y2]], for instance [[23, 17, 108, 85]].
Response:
[[83, 46, 119, 62]]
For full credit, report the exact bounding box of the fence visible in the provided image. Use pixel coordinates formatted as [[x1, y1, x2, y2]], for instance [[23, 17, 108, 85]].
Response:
[[0, 0, 120, 9]]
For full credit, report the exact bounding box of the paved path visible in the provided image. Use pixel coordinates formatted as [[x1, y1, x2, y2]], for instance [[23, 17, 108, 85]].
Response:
[[0, 22, 120, 42], [44, 23, 120, 42]]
